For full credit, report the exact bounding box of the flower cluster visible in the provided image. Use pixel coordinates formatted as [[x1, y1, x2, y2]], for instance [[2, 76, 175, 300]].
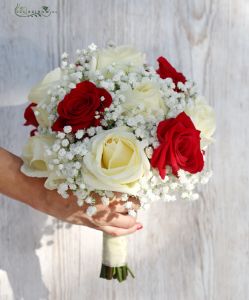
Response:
[[21, 43, 216, 217]]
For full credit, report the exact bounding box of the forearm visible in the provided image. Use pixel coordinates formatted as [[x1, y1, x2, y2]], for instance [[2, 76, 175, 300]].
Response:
[[0, 147, 47, 207]]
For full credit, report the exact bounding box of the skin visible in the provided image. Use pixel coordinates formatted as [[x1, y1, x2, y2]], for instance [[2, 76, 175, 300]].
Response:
[[0, 147, 143, 236]]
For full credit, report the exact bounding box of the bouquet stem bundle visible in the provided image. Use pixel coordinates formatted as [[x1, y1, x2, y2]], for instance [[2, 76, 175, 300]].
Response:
[[99, 233, 135, 282]]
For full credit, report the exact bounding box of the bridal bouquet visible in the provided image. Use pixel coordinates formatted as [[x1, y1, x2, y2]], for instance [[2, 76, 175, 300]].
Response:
[[21, 43, 215, 282]]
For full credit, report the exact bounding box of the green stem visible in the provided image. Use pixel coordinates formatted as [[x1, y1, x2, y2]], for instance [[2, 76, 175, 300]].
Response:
[[99, 264, 135, 282]]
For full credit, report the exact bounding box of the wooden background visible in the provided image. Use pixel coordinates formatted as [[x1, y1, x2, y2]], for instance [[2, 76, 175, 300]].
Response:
[[0, 0, 249, 299]]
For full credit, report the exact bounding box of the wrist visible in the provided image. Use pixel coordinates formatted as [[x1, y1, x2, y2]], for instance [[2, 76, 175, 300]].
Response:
[[22, 178, 48, 211]]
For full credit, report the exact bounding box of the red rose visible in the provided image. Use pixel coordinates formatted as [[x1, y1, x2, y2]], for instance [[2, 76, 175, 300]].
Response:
[[24, 103, 38, 136], [24, 103, 38, 127], [52, 81, 112, 132], [156, 56, 186, 86], [151, 112, 204, 179]]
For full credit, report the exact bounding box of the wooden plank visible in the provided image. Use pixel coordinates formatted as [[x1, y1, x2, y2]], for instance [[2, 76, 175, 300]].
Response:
[[1, 0, 249, 299]]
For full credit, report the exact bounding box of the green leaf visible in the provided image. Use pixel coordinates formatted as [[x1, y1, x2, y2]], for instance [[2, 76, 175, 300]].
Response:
[[122, 266, 128, 279], [117, 267, 123, 282]]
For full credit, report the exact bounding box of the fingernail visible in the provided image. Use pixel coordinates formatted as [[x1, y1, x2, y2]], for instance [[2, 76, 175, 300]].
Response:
[[136, 224, 143, 230]]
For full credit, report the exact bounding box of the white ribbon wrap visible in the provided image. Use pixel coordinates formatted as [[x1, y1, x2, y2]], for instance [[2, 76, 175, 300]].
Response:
[[102, 233, 127, 267]]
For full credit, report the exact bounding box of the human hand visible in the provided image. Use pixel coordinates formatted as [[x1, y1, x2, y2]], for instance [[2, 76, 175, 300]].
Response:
[[36, 190, 143, 237], [0, 148, 142, 236]]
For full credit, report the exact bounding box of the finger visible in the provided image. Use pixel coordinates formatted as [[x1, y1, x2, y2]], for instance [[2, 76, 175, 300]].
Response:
[[109, 197, 141, 213], [91, 195, 126, 213], [110, 202, 128, 214], [128, 196, 141, 210], [100, 223, 142, 237], [107, 212, 137, 229], [68, 214, 99, 229]]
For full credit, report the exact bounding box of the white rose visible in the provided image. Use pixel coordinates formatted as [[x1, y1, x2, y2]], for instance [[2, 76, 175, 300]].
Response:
[[185, 97, 216, 149], [27, 68, 62, 127], [21, 135, 55, 177], [28, 68, 62, 104], [44, 172, 66, 190], [122, 80, 168, 116], [82, 127, 150, 194], [94, 45, 146, 71]]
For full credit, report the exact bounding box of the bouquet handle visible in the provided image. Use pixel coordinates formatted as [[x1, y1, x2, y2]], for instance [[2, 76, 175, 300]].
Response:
[[99, 232, 135, 282]]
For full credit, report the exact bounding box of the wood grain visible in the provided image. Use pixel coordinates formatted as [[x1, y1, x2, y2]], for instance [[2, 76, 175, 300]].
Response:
[[0, 0, 249, 299]]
